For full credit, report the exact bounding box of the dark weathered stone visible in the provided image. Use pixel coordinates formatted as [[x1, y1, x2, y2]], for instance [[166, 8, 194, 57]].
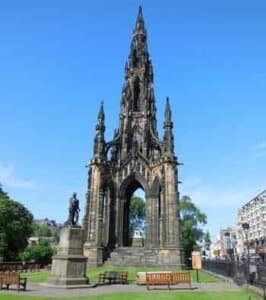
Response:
[[65, 193, 80, 226], [83, 6, 183, 268]]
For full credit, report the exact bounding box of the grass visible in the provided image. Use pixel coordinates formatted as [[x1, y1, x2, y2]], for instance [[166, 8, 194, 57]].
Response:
[[0, 290, 262, 300], [1, 270, 261, 300], [20, 271, 50, 283], [86, 267, 220, 283], [20, 267, 219, 284]]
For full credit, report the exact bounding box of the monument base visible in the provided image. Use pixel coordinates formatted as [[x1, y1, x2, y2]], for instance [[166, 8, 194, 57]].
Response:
[[156, 248, 184, 268], [48, 226, 89, 288], [83, 243, 104, 266], [132, 237, 143, 247], [89, 246, 184, 269]]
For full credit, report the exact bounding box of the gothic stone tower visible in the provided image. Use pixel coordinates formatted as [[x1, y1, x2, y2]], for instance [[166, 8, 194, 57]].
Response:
[[83, 7, 183, 268]]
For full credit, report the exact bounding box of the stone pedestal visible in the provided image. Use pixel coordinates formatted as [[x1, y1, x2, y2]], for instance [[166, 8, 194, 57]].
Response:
[[131, 230, 144, 247], [48, 226, 89, 287]]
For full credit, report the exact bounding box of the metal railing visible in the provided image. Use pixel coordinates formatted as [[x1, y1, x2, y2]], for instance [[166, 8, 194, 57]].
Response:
[[202, 259, 266, 287], [0, 261, 51, 272]]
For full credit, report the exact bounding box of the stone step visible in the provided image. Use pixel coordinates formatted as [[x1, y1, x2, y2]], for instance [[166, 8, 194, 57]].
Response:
[[104, 247, 158, 267]]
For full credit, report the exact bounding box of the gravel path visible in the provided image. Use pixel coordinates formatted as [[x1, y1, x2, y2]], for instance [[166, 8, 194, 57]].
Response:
[[0, 282, 241, 298]]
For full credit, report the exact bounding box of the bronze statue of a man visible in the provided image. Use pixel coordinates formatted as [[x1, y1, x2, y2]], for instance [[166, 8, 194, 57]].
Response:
[[66, 192, 80, 226]]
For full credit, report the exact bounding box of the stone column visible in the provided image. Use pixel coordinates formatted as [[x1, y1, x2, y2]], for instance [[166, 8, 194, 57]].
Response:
[[145, 196, 153, 249]]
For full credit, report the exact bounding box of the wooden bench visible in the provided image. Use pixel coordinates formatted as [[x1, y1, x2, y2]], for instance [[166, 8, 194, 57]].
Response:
[[0, 272, 27, 291], [146, 271, 191, 290], [171, 271, 191, 288], [146, 272, 172, 290], [98, 271, 128, 284], [117, 272, 128, 284]]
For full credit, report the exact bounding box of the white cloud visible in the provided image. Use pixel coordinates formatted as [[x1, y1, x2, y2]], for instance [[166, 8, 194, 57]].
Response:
[[0, 162, 36, 189]]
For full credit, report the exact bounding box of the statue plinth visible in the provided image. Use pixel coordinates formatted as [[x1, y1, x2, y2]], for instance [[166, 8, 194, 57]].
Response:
[[132, 230, 144, 247], [47, 226, 89, 288]]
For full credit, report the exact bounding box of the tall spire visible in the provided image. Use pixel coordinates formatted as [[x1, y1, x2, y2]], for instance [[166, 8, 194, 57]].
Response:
[[128, 6, 148, 70], [121, 6, 155, 116], [97, 100, 105, 127], [93, 101, 105, 158], [164, 97, 172, 124], [163, 97, 174, 154], [115, 6, 159, 160]]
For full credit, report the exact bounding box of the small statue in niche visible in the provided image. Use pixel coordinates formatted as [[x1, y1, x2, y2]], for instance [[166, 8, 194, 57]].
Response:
[[65, 192, 80, 226], [132, 129, 139, 156], [133, 77, 140, 111]]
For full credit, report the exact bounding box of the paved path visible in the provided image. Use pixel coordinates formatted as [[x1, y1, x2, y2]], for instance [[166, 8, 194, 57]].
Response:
[[0, 282, 241, 298]]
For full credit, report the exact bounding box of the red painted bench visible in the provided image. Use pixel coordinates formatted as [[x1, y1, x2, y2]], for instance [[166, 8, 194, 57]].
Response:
[[146, 272, 172, 290], [146, 271, 191, 290], [171, 271, 191, 288]]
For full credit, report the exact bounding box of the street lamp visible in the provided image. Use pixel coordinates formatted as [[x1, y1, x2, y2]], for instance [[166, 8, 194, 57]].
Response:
[[224, 232, 231, 260], [242, 222, 250, 283]]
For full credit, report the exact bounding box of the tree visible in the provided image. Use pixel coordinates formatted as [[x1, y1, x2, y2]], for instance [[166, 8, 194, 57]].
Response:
[[179, 195, 207, 264], [0, 185, 33, 261], [31, 222, 60, 244], [19, 240, 54, 264], [0, 184, 8, 198], [32, 223, 52, 237], [129, 196, 145, 233], [203, 231, 211, 251]]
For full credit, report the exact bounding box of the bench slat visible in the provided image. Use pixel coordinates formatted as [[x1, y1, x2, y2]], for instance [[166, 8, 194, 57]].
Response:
[[146, 271, 191, 290]]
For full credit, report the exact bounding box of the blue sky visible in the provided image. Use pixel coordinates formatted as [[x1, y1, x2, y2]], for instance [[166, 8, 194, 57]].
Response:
[[1, 0, 266, 240]]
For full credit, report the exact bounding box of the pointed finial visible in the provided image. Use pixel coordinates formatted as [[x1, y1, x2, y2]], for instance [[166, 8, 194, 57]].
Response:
[[134, 5, 146, 35], [138, 5, 143, 21], [165, 97, 172, 122], [98, 100, 105, 122]]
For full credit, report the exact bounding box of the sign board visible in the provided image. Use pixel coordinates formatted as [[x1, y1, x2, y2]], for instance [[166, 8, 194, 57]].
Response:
[[192, 251, 202, 270]]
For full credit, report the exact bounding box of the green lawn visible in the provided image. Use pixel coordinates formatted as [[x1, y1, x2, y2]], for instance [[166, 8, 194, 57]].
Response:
[[0, 290, 261, 300], [86, 267, 219, 283], [21, 268, 219, 284], [20, 271, 50, 283]]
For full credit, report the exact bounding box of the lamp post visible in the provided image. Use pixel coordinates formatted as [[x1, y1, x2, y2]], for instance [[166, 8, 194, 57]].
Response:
[[224, 232, 231, 260], [242, 222, 250, 283]]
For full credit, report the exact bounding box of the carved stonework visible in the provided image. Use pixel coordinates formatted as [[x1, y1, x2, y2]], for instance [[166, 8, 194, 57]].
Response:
[[83, 6, 183, 268]]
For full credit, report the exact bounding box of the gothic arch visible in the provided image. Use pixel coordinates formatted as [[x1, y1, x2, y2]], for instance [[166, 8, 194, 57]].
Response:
[[119, 172, 149, 199], [118, 173, 148, 247]]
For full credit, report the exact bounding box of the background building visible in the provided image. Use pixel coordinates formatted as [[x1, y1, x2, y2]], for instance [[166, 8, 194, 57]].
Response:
[[210, 228, 236, 259], [236, 190, 266, 260], [220, 227, 237, 259]]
